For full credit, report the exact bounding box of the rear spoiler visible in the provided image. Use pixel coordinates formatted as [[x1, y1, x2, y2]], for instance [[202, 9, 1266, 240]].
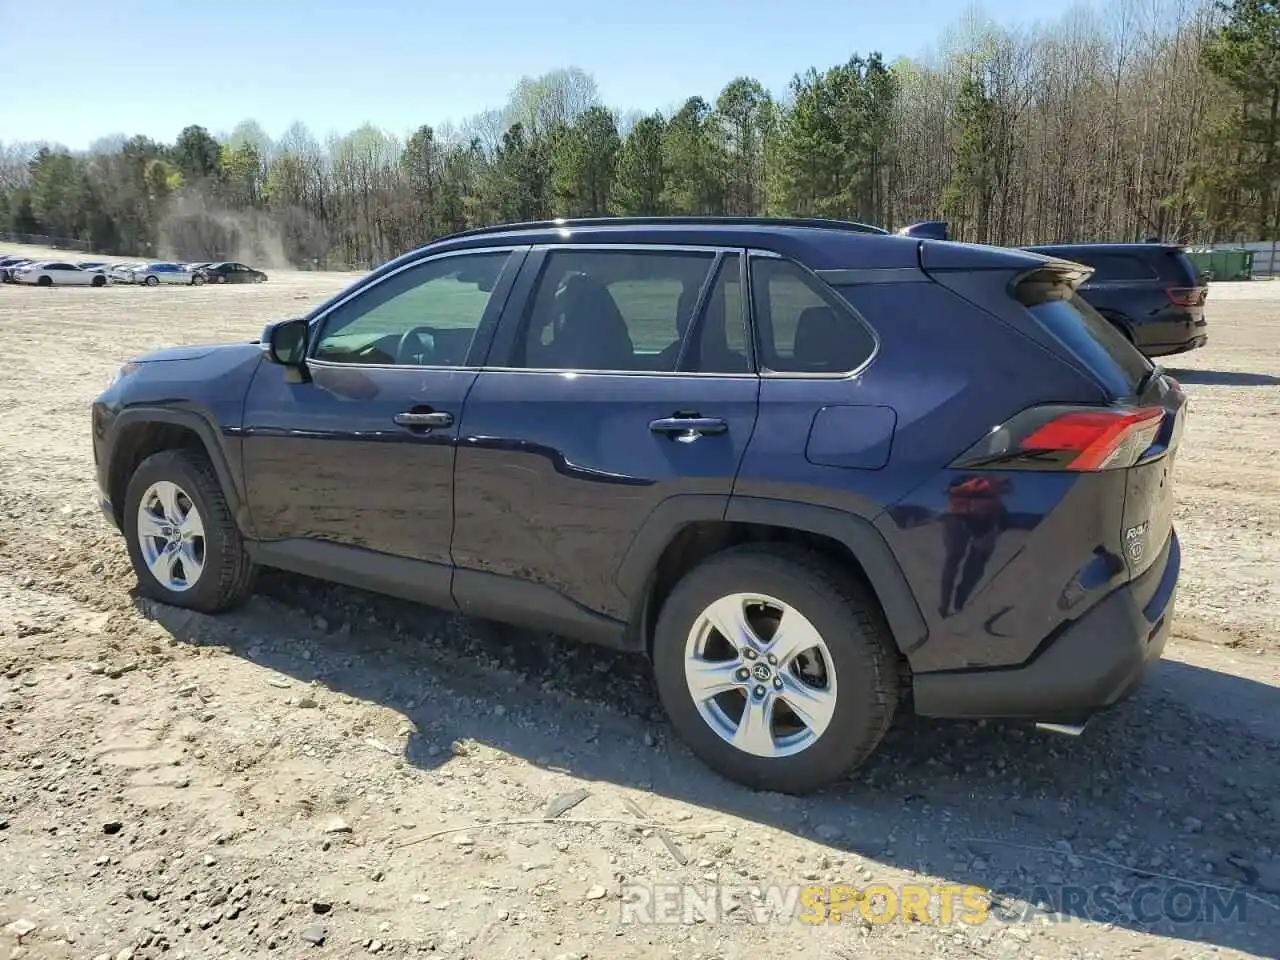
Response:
[[897, 220, 949, 241], [1012, 260, 1095, 305]]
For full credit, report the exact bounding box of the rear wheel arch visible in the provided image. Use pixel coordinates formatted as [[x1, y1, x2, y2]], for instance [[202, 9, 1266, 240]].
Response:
[[107, 409, 246, 534], [1097, 309, 1135, 343], [619, 495, 928, 661]]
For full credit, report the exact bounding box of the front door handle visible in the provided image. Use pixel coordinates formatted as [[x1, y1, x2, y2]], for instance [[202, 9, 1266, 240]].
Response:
[[649, 416, 728, 442], [394, 410, 453, 429]]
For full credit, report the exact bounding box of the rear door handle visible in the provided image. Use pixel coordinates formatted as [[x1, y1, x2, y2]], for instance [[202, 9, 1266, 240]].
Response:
[[649, 416, 728, 442], [393, 410, 453, 429]]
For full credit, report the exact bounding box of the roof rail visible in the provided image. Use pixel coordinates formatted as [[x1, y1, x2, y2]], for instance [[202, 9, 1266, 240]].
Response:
[[435, 215, 891, 243]]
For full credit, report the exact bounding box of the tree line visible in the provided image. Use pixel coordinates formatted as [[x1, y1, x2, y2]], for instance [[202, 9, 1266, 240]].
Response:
[[1, 0, 1276, 270]]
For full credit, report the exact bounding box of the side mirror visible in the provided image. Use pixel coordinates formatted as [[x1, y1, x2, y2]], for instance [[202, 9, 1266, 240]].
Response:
[[262, 317, 308, 366]]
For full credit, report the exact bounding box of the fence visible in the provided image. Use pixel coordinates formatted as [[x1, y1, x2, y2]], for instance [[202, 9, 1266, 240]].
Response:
[[0, 232, 96, 254]]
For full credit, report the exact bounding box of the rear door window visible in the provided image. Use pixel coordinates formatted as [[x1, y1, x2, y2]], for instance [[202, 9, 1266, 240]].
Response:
[[1079, 254, 1157, 281], [513, 248, 718, 372]]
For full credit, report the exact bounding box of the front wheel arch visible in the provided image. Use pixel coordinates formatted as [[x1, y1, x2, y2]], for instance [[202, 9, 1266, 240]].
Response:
[[106, 409, 249, 535], [123, 448, 255, 613]]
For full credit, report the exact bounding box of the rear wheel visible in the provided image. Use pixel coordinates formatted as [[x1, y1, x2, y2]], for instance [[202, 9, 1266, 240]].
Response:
[[91, 274, 106, 287], [123, 449, 255, 613], [145, 275, 159, 286], [652, 545, 899, 794], [36, 275, 52, 287], [191, 273, 206, 285]]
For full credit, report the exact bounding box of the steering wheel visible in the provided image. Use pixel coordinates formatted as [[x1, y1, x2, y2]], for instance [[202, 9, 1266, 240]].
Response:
[[395, 326, 440, 365]]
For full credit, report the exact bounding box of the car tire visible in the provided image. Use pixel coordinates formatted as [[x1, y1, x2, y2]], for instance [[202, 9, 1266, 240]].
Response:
[[123, 449, 256, 614], [92, 275, 106, 287], [37, 275, 52, 287], [651, 544, 900, 794], [145, 275, 159, 286], [192, 273, 206, 286]]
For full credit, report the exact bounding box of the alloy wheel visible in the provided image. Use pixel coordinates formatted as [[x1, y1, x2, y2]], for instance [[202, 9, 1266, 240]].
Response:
[[136, 480, 206, 591], [683, 593, 838, 758]]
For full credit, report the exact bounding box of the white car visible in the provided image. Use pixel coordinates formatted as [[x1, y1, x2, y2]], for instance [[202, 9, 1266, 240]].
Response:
[[135, 262, 204, 286], [109, 263, 144, 284], [13, 261, 108, 287]]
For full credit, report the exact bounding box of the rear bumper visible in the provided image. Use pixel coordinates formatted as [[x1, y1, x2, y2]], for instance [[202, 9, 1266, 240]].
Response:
[[1135, 311, 1207, 358], [1145, 334, 1207, 358], [912, 529, 1179, 722]]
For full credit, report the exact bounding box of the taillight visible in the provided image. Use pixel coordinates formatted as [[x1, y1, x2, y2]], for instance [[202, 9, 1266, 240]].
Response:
[[951, 405, 1166, 472], [1166, 286, 1207, 306]]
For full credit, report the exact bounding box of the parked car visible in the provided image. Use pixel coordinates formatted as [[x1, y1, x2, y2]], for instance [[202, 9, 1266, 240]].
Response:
[[77, 261, 110, 273], [14, 261, 109, 286], [1020, 243, 1208, 358], [108, 263, 139, 284], [196, 261, 268, 283], [91, 216, 1185, 794], [0, 256, 32, 282], [135, 262, 204, 286]]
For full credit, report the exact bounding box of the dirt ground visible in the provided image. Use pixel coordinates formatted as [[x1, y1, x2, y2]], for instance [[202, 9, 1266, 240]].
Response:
[[0, 261, 1277, 960]]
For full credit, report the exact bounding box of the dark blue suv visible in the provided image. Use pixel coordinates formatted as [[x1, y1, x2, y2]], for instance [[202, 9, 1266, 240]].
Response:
[[1023, 243, 1208, 358], [91, 217, 1186, 793]]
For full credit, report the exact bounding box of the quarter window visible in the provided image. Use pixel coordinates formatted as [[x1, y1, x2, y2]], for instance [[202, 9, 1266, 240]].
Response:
[[750, 257, 875, 374], [312, 251, 511, 367]]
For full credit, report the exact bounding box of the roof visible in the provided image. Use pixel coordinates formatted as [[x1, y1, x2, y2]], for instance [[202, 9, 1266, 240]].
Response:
[[307, 217, 1061, 321], [1023, 242, 1185, 254], [376, 216, 922, 279]]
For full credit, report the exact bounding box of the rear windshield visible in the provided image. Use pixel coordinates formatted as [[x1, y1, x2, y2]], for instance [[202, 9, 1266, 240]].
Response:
[[1022, 285, 1152, 396], [1164, 249, 1202, 285]]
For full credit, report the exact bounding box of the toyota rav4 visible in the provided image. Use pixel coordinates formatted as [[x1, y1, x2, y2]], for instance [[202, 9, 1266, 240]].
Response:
[[91, 216, 1186, 794]]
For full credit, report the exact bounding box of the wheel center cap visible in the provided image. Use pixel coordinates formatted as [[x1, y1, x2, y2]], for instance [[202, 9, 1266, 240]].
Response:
[[752, 662, 772, 682]]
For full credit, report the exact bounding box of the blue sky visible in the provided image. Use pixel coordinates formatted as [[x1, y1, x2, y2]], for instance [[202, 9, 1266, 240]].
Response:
[[1, 0, 1082, 149]]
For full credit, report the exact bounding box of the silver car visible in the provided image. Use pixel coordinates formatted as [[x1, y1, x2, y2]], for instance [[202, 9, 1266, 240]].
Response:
[[135, 262, 204, 286]]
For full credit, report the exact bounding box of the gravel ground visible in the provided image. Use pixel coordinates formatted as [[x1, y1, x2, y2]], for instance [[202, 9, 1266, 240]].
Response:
[[0, 267, 1277, 959]]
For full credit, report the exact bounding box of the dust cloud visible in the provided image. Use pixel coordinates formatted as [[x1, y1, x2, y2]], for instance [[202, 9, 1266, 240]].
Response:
[[159, 195, 291, 270]]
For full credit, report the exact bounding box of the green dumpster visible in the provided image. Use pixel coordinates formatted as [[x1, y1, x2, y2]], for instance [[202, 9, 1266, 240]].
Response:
[[1185, 248, 1254, 281]]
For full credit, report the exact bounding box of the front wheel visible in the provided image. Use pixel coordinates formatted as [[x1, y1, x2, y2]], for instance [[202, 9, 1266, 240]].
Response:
[[191, 273, 206, 285], [92, 274, 106, 287], [123, 449, 256, 613], [652, 545, 900, 794], [36, 275, 52, 287]]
